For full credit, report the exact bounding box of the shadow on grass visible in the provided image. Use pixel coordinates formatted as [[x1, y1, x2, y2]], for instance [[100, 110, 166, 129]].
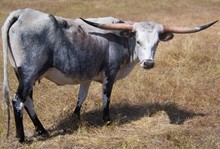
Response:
[[44, 102, 204, 140]]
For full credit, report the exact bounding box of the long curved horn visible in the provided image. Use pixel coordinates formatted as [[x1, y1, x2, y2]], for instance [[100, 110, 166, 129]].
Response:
[[80, 18, 133, 31], [163, 20, 218, 34]]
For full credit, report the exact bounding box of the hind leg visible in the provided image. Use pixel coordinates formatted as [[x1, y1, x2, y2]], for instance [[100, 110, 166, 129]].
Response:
[[14, 69, 47, 138], [13, 79, 33, 142], [12, 94, 25, 142], [24, 91, 48, 136]]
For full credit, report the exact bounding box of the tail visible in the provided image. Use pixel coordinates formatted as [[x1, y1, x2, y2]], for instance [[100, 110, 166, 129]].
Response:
[[1, 9, 20, 138]]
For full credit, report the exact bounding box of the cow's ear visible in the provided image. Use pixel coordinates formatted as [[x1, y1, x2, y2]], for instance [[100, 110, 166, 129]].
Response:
[[159, 32, 174, 42]]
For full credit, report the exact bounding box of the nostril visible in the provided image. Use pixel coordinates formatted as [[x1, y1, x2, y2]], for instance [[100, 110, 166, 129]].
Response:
[[143, 60, 154, 69]]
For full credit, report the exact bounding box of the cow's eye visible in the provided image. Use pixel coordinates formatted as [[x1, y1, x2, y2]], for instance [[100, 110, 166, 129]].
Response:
[[137, 40, 141, 45]]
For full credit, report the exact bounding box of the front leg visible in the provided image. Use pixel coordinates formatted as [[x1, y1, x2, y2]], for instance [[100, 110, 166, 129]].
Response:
[[74, 82, 91, 119], [102, 73, 115, 122]]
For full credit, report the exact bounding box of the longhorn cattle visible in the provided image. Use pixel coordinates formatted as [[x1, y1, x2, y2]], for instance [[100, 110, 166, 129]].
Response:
[[2, 8, 217, 142]]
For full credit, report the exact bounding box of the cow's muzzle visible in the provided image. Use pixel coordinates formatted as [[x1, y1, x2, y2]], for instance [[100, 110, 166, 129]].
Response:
[[141, 59, 155, 69]]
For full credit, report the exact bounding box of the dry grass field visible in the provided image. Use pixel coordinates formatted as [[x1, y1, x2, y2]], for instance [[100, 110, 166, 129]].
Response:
[[0, 0, 220, 148]]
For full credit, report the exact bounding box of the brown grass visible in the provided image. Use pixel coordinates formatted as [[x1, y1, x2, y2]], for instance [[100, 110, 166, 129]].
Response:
[[0, 0, 220, 148]]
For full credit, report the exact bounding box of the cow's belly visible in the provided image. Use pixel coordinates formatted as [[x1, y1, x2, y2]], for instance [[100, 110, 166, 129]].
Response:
[[41, 68, 104, 85], [42, 68, 82, 85], [40, 63, 136, 85]]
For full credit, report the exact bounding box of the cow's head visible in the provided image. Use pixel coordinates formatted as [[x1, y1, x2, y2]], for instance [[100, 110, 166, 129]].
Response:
[[81, 18, 218, 69], [132, 22, 165, 69]]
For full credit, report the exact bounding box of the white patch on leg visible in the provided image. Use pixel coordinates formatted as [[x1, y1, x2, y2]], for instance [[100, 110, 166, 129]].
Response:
[[77, 82, 91, 107], [13, 95, 24, 113], [102, 76, 108, 107]]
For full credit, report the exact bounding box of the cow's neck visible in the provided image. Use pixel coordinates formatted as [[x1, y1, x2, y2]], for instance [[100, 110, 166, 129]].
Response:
[[128, 37, 139, 64]]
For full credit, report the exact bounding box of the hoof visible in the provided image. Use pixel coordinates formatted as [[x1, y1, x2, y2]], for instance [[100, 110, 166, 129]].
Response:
[[16, 133, 25, 143], [103, 108, 110, 123], [18, 137, 25, 144], [38, 130, 49, 137], [19, 139, 33, 144], [36, 127, 49, 136], [103, 115, 111, 123], [74, 106, 81, 119]]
